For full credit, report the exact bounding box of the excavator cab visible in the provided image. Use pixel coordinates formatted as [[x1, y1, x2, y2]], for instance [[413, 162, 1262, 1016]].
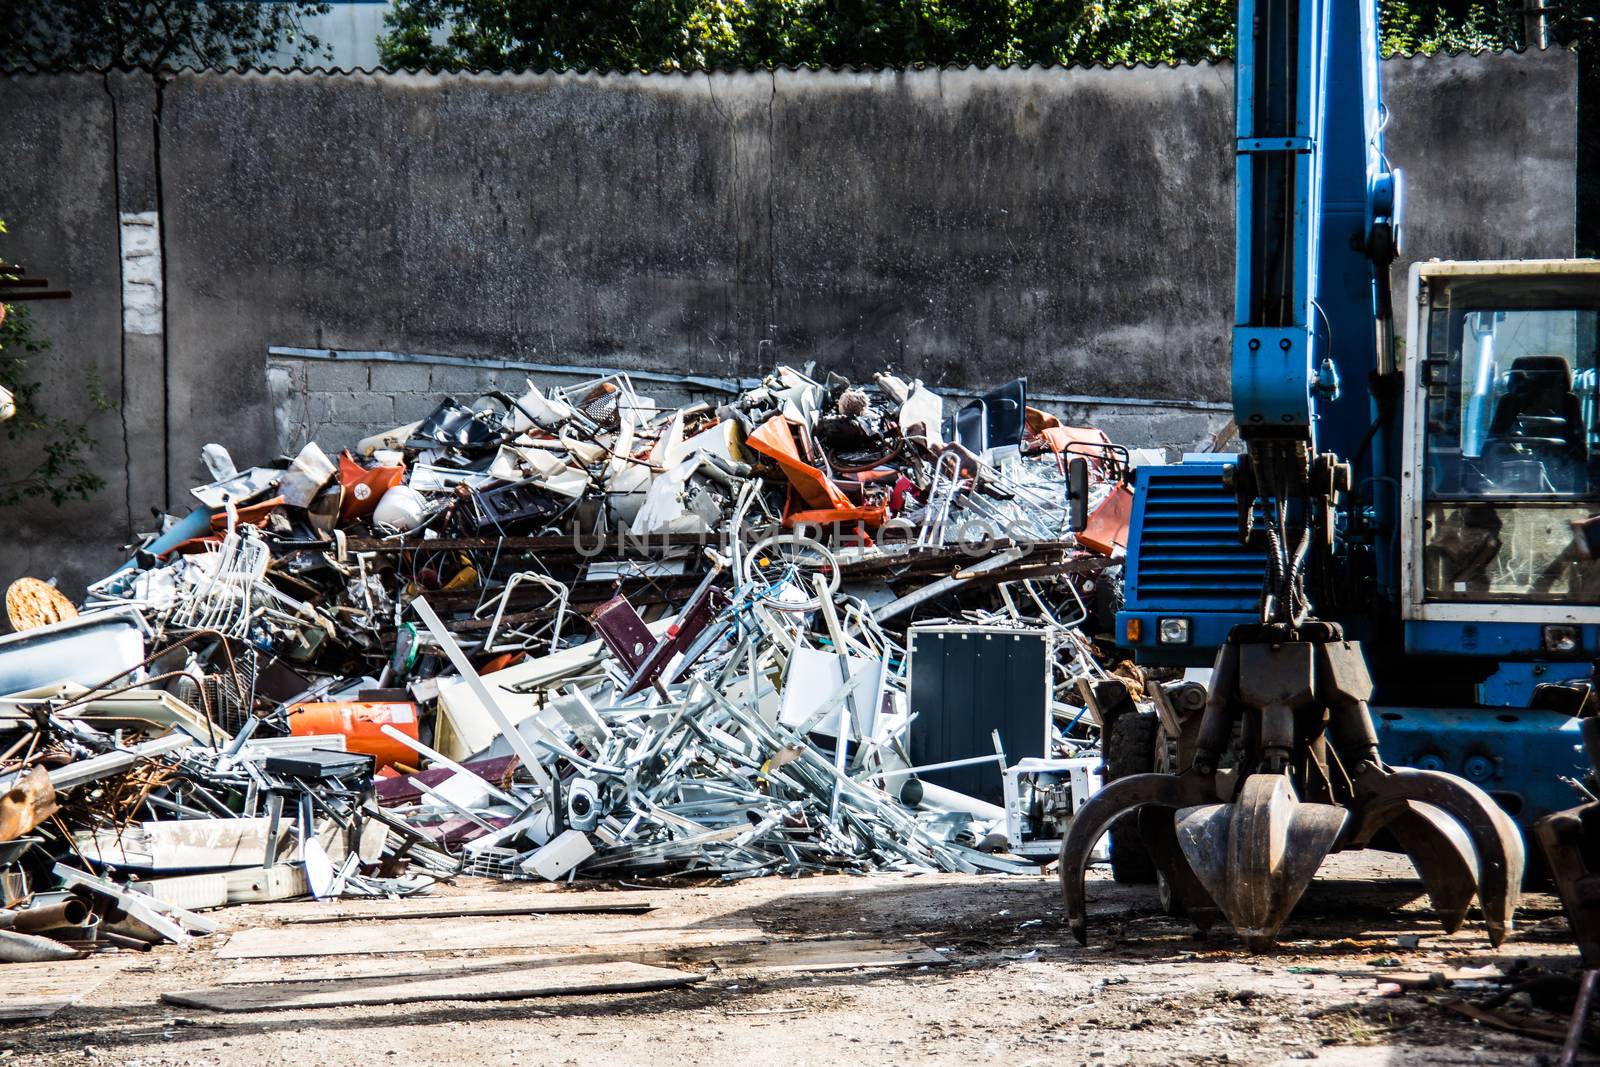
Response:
[[1368, 260, 1600, 840], [1407, 260, 1600, 609]]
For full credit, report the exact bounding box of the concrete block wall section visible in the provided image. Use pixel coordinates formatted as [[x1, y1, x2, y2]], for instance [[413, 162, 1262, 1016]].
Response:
[[0, 54, 1579, 599], [268, 357, 614, 454], [265, 351, 1230, 460]]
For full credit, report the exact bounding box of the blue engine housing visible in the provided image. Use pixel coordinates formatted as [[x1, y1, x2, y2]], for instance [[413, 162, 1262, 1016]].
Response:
[[1117, 458, 1262, 666]]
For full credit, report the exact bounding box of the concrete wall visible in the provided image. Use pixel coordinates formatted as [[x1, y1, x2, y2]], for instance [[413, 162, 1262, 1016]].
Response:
[[0, 75, 129, 594], [0, 52, 1578, 599]]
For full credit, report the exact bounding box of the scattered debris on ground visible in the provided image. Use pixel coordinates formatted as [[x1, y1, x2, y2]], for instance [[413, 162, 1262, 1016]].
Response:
[[0, 857, 1579, 1065]]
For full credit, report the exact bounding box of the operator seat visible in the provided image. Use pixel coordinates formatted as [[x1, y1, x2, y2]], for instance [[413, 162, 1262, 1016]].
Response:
[[1483, 355, 1588, 492], [1487, 355, 1588, 460]]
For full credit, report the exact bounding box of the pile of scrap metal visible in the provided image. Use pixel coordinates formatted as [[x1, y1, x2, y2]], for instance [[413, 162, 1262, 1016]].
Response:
[[0, 365, 1157, 935]]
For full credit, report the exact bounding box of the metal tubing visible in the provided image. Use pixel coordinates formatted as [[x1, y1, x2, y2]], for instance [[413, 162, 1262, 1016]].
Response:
[[412, 596, 553, 789], [898, 779, 1006, 822], [11, 898, 90, 934], [379, 724, 520, 807], [0, 732, 194, 794]]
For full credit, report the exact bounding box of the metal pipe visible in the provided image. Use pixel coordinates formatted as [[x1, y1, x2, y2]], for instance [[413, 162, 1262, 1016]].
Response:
[[1560, 967, 1597, 1067], [871, 548, 1028, 622], [865, 753, 1006, 781], [11, 898, 90, 933], [379, 724, 521, 806], [93, 929, 152, 952], [412, 596, 553, 789], [899, 779, 1007, 823]]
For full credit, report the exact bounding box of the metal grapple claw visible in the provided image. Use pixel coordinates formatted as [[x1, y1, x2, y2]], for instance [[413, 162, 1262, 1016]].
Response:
[[1175, 773, 1346, 950], [1384, 801, 1480, 934], [1057, 771, 1209, 944], [1348, 765, 1525, 946], [1059, 622, 1524, 951]]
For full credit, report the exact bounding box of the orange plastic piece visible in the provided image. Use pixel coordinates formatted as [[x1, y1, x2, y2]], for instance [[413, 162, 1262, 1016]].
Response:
[[288, 701, 421, 770], [850, 469, 900, 485], [338, 451, 405, 524], [207, 496, 284, 533], [1039, 426, 1114, 464], [478, 650, 527, 674], [745, 417, 852, 511], [1025, 406, 1062, 435], [174, 496, 288, 553], [787, 504, 889, 532], [1079, 482, 1134, 557]]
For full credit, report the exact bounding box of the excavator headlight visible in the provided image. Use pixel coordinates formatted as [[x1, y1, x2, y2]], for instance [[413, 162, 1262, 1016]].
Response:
[[1158, 618, 1192, 645]]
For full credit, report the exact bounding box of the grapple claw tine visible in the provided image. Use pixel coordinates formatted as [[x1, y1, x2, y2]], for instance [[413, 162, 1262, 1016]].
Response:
[[1385, 801, 1480, 934], [1175, 773, 1347, 950], [1352, 767, 1525, 946], [1058, 772, 1201, 944]]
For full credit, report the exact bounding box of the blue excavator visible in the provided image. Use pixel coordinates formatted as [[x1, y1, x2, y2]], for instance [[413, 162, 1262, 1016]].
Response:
[[1058, 0, 1600, 949]]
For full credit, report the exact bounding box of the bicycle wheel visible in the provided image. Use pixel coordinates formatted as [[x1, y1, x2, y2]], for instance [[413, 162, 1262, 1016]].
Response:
[[741, 534, 840, 612]]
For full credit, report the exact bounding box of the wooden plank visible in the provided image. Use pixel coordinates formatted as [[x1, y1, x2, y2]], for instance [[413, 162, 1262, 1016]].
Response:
[[282, 900, 655, 925], [217, 918, 767, 959], [218, 941, 738, 986], [712, 938, 947, 975], [0, 957, 133, 1022], [344, 533, 718, 555], [164, 960, 701, 1012]]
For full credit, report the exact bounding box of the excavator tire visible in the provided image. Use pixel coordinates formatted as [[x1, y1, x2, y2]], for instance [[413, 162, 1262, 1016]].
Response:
[[1106, 710, 1160, 884]]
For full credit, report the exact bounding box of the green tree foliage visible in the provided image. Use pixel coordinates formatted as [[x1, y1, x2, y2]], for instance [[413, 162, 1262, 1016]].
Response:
[[0, 0, 333, 70], [0, 223, 110, 507], [379, 0, 1237, 71], [378, 0, 1597, 72], [1380, 2, 1506, 54]]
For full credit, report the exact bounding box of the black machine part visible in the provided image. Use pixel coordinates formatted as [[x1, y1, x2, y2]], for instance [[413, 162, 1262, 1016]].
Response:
[[1066, 457, 1091, 533], [1532, 700, 1600, 1064], [263, 749, 375, 784], [1104, 710, 1160, 884]]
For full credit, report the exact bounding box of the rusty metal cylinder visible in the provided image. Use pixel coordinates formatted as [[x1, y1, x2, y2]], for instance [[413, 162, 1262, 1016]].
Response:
[[1194, 642, 1239, 770], [1327, 702, 1382, 768], [11, 898, 91, 934]]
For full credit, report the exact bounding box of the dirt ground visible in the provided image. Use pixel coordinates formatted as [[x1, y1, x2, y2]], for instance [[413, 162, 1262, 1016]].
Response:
[[1, 852, 1585, 1066]]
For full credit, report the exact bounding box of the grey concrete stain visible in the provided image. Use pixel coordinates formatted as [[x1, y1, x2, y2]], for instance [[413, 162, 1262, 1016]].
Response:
[[0, 54, 1579, 598]]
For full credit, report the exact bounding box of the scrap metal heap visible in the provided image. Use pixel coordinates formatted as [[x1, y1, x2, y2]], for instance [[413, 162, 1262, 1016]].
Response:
[[0, 365, 1144, 955]]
